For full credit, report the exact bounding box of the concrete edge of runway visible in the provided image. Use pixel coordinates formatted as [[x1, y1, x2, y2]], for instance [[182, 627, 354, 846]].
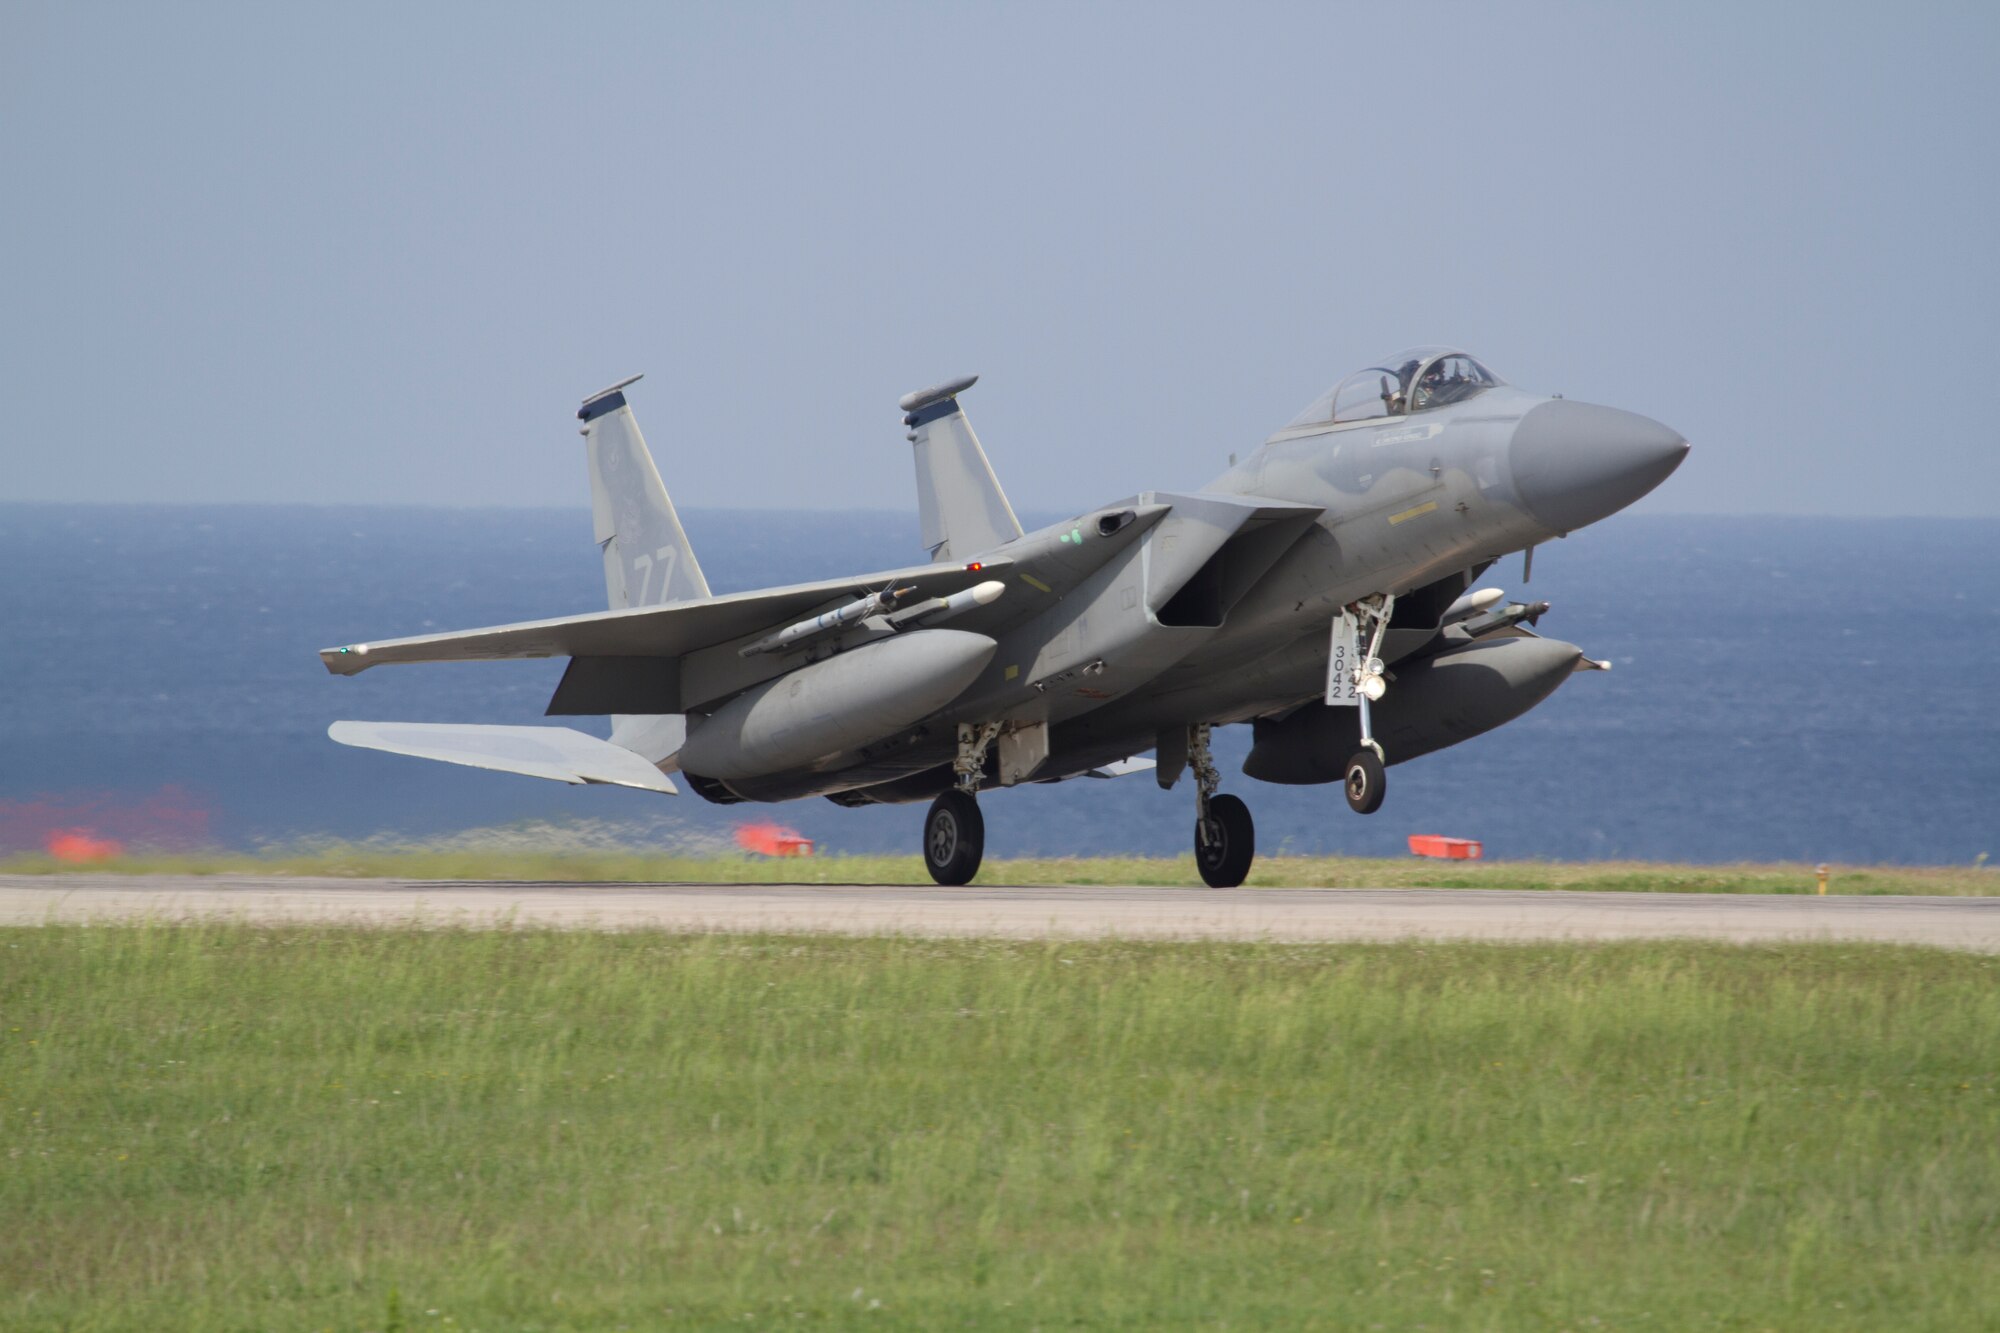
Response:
[[3, 875, 1997, 951]]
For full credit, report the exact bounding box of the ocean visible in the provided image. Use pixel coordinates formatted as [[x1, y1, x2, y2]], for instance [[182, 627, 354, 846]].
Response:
[[1, 503, 1994, 864]]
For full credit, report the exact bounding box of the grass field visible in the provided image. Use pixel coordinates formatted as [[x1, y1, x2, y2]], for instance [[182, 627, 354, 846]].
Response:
[[4, 847, 1995, 895], [4, 927, 1996, 1329]]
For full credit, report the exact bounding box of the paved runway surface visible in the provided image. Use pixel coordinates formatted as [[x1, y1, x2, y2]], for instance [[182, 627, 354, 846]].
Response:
[[3, 875, 1996, 950]]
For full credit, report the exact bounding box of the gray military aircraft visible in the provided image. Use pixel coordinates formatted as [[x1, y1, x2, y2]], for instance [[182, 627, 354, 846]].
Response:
[[321, 348, 1686, 886]]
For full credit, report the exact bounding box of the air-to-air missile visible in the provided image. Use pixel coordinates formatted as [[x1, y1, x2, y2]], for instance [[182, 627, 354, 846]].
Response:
[[1441, 587, 1505, 625], [885, 579, 1009, 629], [738, 584, 906, 657]]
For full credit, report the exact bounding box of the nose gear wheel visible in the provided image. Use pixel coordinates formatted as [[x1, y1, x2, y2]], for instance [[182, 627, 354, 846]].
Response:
[[1344, 749, 1386, 815]]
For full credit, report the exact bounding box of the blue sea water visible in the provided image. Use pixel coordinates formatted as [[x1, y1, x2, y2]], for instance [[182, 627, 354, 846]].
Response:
[[1, 503, 1995, 864]]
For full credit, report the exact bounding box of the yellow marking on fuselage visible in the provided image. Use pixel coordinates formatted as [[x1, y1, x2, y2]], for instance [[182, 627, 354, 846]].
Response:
[[1020, 573, 1053, 593], [1388, 500, 1439, 526]]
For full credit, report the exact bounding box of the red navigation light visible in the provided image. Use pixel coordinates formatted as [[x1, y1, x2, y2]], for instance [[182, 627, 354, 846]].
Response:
[[964, 561, 983, 571]]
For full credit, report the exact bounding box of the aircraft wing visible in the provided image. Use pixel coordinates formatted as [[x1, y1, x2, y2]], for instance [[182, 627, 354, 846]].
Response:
[[327, 722, 679, 793], [319, 558, 1013, 677]]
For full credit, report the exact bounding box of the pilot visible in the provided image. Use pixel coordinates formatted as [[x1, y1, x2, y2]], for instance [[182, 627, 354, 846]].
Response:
[[1415, 357, 1464, 410], [1415, 360, 1444, 408], [1383, 358, 1421, 414]]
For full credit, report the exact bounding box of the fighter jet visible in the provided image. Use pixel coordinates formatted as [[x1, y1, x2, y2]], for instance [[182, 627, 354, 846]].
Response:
[[321, 348, 1687, 886]]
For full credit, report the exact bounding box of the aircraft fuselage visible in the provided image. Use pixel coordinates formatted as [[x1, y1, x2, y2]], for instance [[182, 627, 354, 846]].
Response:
[[704, 383, 1686, 804]]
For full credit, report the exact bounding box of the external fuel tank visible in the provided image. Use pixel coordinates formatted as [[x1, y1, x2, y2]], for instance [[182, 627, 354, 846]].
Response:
[[676, 629, 996, 782], [1243, 634, 1583, 783]]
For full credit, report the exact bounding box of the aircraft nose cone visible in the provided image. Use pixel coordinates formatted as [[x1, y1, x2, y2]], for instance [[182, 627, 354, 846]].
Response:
[[1509, 399, 1689, 534]]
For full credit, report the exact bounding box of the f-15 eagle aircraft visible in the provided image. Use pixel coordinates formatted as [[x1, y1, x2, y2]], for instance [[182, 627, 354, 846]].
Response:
[[321, 348, 1686, 886]]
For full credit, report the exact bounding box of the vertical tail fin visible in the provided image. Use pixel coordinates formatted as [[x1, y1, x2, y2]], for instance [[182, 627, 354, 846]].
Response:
[[899, 374, 1023, 563], [578, 376, 711, 610], [577, 375, 703, 771]]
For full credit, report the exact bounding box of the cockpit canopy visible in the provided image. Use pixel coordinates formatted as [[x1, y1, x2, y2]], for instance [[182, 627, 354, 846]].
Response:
[[1283, 347, 1503, 431]]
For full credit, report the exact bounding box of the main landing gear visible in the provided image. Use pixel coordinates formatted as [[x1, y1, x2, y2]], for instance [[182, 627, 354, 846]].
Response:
[[1189, 723, 1255, 888], [924, 789, 983, 886], [923, 722, 1001, 886]]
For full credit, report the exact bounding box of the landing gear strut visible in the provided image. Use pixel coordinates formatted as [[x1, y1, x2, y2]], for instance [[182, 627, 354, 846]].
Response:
[[1334, 594, 1396, 816], [923, 722, 1001, 886], [1188, 723, 1255, 888]]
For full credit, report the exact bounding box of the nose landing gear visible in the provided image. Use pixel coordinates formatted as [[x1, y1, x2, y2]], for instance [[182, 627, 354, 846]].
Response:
[[1188, 723, 1256, 887], [1331, 594, 1396, 816]]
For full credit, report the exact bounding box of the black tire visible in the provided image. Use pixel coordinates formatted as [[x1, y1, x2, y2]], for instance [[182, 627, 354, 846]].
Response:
[[1344, 750, 1386, 815], [923, 789, 985, 886], [1194, 793, 1256, 888]]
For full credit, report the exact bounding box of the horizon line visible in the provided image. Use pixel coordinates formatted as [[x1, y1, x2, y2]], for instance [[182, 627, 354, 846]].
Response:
[[3, 499, 1998, 523]]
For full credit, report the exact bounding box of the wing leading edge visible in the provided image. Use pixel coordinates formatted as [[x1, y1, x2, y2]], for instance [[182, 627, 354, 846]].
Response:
[[318, 558, 1014, 677]]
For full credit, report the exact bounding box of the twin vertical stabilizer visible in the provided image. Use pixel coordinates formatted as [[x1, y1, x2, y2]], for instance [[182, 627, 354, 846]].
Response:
[[900, 375, 1023, 562], [579, 376, 712, 610], [577, 376, 706, 766]]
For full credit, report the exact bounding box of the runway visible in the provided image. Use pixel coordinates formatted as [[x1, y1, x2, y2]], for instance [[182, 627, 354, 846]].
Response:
[[2, 875, 1995, 950]]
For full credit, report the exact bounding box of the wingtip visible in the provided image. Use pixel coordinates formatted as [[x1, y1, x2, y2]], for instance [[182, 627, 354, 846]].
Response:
[[320, 645, 370, 675]]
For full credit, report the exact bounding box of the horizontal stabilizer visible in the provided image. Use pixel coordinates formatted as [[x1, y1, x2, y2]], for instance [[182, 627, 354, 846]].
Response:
[[328, 721, 678, 793], [1085, 757, 1158, 779]]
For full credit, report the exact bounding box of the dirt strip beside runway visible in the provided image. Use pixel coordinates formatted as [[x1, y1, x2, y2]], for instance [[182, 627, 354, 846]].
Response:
[[3, 876, 1997, 950]]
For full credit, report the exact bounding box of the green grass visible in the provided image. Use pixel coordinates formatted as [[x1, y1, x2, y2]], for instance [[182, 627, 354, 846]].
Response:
[[4, 847, 1996, 894], [3, 928, 1996, 1329]]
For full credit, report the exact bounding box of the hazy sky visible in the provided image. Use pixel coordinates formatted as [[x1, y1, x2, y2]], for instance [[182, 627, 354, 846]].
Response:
[[4, 2, 1995, 516]]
